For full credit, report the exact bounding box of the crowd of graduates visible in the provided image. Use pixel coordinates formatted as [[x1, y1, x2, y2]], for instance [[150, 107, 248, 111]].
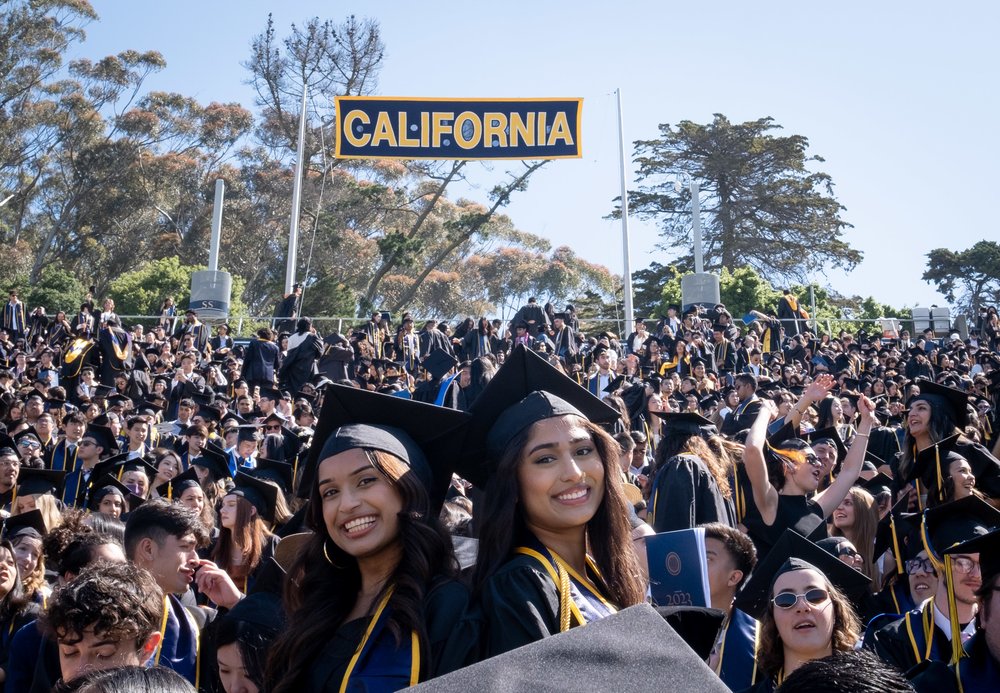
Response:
[[0, 284, 997, 692]]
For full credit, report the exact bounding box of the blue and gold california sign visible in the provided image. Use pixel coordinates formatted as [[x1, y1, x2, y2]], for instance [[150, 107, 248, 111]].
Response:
[[335, 97, 582, 161]]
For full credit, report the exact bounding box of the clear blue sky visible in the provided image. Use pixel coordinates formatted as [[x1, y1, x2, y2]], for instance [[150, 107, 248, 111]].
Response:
[[79, 1, 998, 311]]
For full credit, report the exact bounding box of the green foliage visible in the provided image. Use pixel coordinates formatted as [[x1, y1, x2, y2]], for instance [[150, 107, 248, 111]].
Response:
[[22, 266, 85, 312], [624, 114, 861, 285], [108, 257, 247, 319], [923, 241, 1000, 316]]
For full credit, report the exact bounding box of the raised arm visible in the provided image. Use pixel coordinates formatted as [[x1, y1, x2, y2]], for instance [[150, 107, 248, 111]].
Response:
[[815, 395, 876, 516], [783, 373, 835, 428], [744, 399, 780, 525]]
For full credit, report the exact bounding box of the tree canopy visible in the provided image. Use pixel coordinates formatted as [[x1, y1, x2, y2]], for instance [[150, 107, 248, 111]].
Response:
[[624, 114, 862, 285], [923, 241, 1000, 315]]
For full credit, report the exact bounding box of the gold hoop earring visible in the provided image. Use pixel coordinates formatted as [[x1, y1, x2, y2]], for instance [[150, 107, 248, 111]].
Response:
[[323, 540, 339, 568]]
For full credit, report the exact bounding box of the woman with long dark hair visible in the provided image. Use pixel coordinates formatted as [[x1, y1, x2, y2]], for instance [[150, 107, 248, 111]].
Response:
[[463, 346, 645, 657], [646, 412, 734, 532], [265, 386, 475, 692], [899, 379, 1000, 507], [815, 396, 856, 444], [0, 539, 40, 684]]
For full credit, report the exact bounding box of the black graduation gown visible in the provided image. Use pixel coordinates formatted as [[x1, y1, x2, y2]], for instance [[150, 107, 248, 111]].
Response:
[[303, 579, 477, 692], [278, 333, 324, 394], [648, 453, 734, 532], [865, 601, 953, 674]]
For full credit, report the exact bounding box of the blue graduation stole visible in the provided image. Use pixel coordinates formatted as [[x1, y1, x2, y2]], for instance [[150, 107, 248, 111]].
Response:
[[514, 539, 616, 631], [716, 608, 759, 691], [62, 469, 91, 508], [51, 442, 80, 473], [433, 373, 460, 407], [901, 599, 944, 665], [955, 632, 999, 693], [340, 586, 420, 692], [156, 595, 200, 687]]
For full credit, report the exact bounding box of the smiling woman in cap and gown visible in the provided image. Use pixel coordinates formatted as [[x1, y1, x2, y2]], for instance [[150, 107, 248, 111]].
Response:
[[898, 378, 1000, 508], [459, 345, 646, 658], [265, 384, 477, 692], [733, 529, 869, 693]]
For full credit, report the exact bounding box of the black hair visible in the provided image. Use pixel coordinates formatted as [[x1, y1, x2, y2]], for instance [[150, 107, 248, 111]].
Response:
[[777, 650, 914, 692], [123, 499, 208, 559], [214, 597, 283, 690], [700, 522, 757, 589]]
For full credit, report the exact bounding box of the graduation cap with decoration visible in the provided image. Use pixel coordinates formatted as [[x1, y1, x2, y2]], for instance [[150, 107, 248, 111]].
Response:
[[733, 529, 871, 621], [154, 468, 201, 501], [455, 345, 619, 490], [302, 382, 471, 510], [2, 509, 47, 541], [920, 496, 1000, 665]]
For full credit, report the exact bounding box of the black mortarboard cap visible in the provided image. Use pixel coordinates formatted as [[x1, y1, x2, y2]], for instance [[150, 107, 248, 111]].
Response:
[[602, 374, 625, 394], [228, 472, 280, 523], [922, 495, 1000, 558], [106, 394, 131, 409], [93, 385, 115, 399], [943, 527, 1000, 584], [859, 472, 892, 497], [423, 349, 458, 380], [192, 441, 233, 480], [219, 592, 285, 634], [456, 345, 618, 489], [873, 497, 922, 567], [17, 468, 66, 497], [87, 473, 139, 511], [237, 426, 262, 444], [733, 529, 871, 621], [154, 468, 201, 501], [196, 405, 221, 424], [699, 393, 722, 410], [653, 606, 726, 660], [804, 427, 847, 463], [307, 384, 470, 511], [650, 411, 714, 437], [2, 509, 47, 540], [118, 457, 158, 482], [409, 603, 729, 693], [909, 378, 970, 428], [257, 386, 283, 401], [912, 434, 962, 501], [88, 452, 131, 485], [247, 457, 294, 494]]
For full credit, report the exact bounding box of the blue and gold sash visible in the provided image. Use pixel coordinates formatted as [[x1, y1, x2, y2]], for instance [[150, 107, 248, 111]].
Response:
[[715, 607, 759, 690], [156, 594, 200, 687], [339, 586, 420, 693], [514, 540, 616, 631]]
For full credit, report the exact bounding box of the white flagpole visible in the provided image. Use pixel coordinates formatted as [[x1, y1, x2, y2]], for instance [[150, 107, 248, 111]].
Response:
[[616, 88, 635, 338], [285, 84, 309, 295]]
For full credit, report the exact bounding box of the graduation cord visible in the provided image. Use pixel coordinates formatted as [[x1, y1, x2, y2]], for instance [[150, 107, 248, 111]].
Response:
[[515, 547, 576, 631], [903, 600, 936, 664], [154, 596, 202, 689]]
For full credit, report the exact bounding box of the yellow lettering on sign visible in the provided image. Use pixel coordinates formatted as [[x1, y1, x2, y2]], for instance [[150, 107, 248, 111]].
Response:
[[483, 112, 507, 148], [509, 112, 535, 147], [370, 112, 397, 147], [536, 111, 548, 146], [420, 111, 431, 147], [397, 112, 419, 147], [343, 110, 371, 147], [547, 111, 574, 146], [453, 111, 481, 149], [431, 112, 454, 147]]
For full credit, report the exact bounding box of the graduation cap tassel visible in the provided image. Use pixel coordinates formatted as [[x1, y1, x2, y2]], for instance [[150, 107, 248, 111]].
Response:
[[935, 444, 945, 503], [889, 515, 904, 577], [943, 554, 966, 666]]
